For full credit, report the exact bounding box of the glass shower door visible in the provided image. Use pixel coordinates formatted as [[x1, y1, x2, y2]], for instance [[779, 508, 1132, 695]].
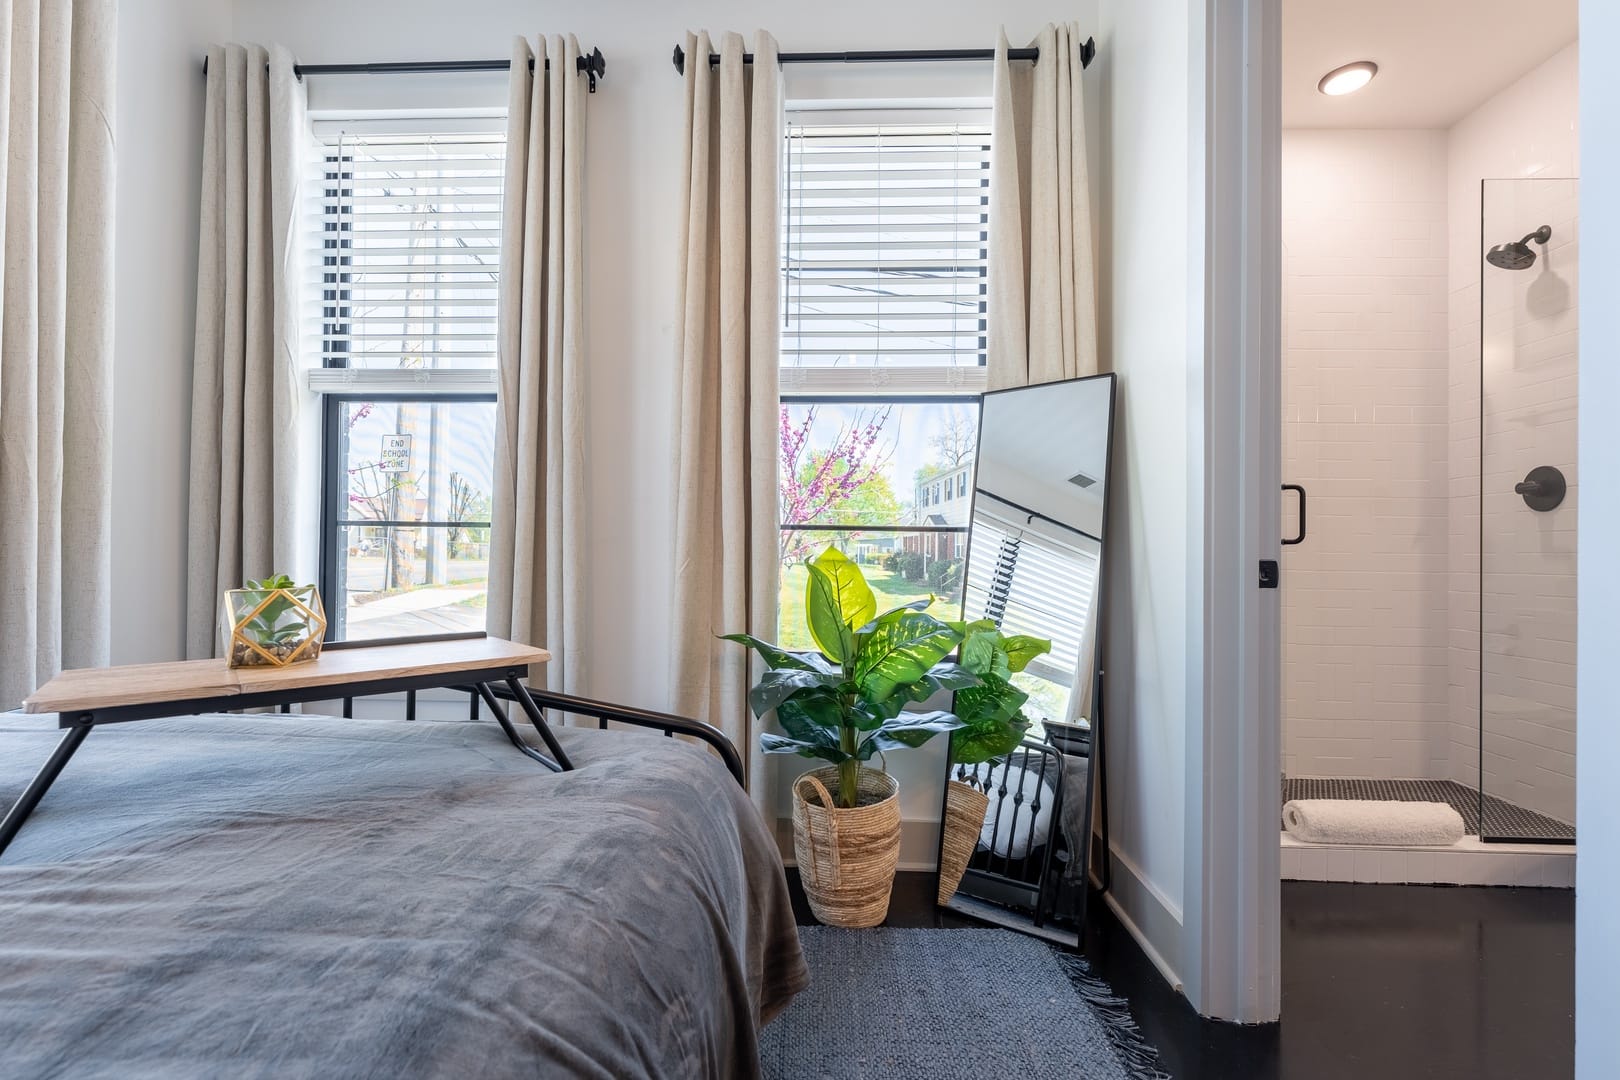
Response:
[[1478, 177, 1578, 843]]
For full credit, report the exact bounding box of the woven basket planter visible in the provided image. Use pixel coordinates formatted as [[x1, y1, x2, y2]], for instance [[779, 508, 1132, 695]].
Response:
[[936, 778, 990, 905], [792, 767, 901, 928]]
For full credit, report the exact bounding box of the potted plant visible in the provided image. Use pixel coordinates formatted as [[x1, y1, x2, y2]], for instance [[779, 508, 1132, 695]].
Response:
[[222, 574, 327, 668], [726, 546, 987, 927], [936, 621, 1052, 904]]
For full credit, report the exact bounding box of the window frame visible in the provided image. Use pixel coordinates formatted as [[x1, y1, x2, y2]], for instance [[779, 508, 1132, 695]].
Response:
[[775, 104, 994, 624], [318, 391, 498, 642], [308, 113, 506, 642]]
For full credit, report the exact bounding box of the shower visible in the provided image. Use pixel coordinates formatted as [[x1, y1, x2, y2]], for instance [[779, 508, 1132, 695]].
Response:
[[1486, 224, 1553, 269]]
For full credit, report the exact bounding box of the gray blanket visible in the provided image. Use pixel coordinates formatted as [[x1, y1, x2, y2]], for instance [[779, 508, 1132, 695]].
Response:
[[0, 712, 807, 1079]]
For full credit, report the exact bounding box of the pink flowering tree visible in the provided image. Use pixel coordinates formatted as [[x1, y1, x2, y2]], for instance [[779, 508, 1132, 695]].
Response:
[[779, 404, 900, 566]]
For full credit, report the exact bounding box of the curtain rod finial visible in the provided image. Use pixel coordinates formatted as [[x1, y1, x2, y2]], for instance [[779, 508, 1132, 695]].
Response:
[[672, 43, 686, 75], [578, 45, 605, 92], [1080, 36, 1096, 69]]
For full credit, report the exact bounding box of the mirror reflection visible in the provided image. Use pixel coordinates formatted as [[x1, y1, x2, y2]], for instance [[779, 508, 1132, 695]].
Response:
[[939, 373, 1116, 942], [968, 373, 1112, 736]]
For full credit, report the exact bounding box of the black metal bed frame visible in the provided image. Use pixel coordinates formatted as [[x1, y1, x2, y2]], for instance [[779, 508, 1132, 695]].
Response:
[[451, 682, 744, 786], [950, 739, 1077, 932], [941, 671, 1111, 945]]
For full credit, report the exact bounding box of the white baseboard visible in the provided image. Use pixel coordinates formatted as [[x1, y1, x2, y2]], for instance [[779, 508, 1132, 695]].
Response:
[[1102, 845, 1186, 995]]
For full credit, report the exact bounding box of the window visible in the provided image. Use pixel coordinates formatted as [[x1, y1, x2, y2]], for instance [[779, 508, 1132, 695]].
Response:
[[310, 121, 506, 641], [962, 502, 1099, 726], [777, 116, 990, 646]]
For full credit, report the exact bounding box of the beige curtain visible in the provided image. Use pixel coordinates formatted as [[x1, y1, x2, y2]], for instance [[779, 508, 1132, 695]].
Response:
[[670, 31, 782, 814], [988, 23, 1098, 390], [0, 0, 118, 707], [185, 44, 310, 659], [487, 34, 587, 693]]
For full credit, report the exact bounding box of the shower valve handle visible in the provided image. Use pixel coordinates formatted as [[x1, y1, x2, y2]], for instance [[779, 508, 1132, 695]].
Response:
[[1515, 466, 1567, 512]]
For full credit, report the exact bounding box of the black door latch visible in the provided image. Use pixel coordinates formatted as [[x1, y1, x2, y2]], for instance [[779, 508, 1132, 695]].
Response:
[[1259, 560, 1279, 589]]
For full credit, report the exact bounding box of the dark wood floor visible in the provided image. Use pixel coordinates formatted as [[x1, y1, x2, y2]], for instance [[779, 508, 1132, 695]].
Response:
[[786, 871, 1574, 1080]]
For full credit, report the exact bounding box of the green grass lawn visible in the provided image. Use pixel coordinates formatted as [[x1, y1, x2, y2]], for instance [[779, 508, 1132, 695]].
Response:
[[775, 562, 942, 651]]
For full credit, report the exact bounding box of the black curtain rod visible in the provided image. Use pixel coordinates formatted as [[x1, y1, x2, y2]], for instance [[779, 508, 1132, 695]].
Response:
[[202, 47, 606, 92], [670, 39, 1094, 76]]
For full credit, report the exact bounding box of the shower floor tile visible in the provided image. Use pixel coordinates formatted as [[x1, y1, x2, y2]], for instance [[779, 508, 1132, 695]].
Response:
[[1281, 776, 1575, 842]]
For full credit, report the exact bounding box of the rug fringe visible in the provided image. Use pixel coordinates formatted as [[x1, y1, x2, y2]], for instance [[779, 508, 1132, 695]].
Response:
[[1054, 951, 1173, 1080]]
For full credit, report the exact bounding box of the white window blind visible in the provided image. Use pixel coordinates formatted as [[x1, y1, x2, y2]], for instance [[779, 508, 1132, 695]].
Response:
[[782, 122, 990, 385], [313, 129, 505, 375], [963, 514, 1098, 688]]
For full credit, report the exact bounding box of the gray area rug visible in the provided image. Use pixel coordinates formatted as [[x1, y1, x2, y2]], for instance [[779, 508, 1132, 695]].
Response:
[[760, 927, 1167, 1080]]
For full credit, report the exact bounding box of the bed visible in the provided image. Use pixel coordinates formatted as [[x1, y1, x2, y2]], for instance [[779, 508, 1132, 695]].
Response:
[[0, 710, 807, 1079]]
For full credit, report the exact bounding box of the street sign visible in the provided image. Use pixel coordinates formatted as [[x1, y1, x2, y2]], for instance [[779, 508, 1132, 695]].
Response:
[[380, 434, 412, 473]]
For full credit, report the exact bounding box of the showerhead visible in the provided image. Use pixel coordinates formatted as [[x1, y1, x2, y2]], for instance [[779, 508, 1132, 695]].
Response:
[[1486, 224, 1553, 270]]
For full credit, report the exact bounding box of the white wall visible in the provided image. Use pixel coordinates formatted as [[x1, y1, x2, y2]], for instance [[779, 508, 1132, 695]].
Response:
[[1576, 3, 1620, 1076], [111, 0, 235, 663], [1092, 0, 1202, 996], [1444, 43, 1579, 820], [1280, 129, 1451, 780]]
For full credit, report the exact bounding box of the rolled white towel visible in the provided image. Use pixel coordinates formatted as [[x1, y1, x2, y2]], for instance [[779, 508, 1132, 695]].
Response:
[[1282, 799, 1465, 846]]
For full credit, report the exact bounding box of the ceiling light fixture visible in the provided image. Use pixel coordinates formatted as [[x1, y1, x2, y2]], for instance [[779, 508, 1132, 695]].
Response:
[[1318, 60, 1378, 96]]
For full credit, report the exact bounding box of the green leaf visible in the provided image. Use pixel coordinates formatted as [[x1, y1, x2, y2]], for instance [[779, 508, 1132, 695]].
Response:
[[746, 669, 842, 719], [760, 732, 848, 763], [903, 661, 980, 703], [875, 709, 967, 736], [862, 711, 966, 755], [850, 694, 906, 731], [864, 730, 934, 755], [804, 547, 877, 664], [946, 676, 1033, 765], [950, 713, 1034, 765], [851, 610, 962, 703], [959, 629, 997, 676], [854, 596, 934, 634], [1002, 635, 1053, 674], [245, 573, 296, 591], [720, 633, 836, 673], [775, 691, 846, 745], [953, 677, 1029, 728]]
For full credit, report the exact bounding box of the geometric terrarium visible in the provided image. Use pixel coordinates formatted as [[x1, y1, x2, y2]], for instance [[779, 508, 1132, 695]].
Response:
[[221, 574, 327, 668]]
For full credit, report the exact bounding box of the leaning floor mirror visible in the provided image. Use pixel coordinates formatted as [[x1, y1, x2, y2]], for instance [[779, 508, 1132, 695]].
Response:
[[934, 372, 1117, 946]]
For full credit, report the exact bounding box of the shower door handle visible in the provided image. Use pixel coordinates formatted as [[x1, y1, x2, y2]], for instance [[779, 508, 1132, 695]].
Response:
[[1282, 484, 1307, 545]]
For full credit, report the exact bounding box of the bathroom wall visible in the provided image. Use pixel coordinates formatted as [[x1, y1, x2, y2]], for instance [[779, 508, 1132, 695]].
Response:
[[1445, 43, 1579, 823], [1280, 129, 1452, 779]]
